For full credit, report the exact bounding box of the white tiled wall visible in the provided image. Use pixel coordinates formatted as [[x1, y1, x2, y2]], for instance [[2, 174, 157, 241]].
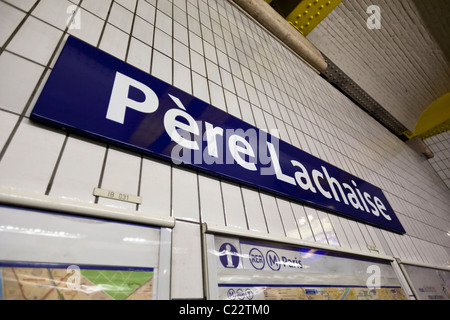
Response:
[[0, 0, 449, 299]]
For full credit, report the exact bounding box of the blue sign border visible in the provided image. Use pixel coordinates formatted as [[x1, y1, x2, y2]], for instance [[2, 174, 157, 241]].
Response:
[[30, 36, 405, 234]]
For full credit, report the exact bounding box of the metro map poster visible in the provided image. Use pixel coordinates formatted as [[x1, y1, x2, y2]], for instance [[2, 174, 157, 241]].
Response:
[[0, 263, 154, 300]]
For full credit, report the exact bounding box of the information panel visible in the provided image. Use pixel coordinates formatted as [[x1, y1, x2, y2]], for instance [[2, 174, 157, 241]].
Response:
[[401, 264, 450, 300], [205, 234, 406, 300], [0, 205, 171, 300]]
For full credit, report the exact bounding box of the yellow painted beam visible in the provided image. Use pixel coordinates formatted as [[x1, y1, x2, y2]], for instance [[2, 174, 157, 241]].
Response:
[[414, 92, 450, 139], [286, 0, 342, 36]]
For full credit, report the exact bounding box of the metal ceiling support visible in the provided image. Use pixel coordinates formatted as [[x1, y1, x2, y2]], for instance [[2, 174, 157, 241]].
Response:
[[405, 137, 434, 159], [321, 55, 413, 141], [267, 0, 342, 36], [322, 56, 435, 157]]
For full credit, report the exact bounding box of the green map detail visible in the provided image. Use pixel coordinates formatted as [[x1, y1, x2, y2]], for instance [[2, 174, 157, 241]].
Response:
[[80, 270, 153, 300]]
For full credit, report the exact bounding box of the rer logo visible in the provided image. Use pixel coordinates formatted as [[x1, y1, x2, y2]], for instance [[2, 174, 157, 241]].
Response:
[[219, 243, 239, 268], [249, 248, 265, 270]]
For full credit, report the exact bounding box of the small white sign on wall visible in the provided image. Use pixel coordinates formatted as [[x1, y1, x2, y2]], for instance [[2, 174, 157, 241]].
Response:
[[93, 187, 142, 204]]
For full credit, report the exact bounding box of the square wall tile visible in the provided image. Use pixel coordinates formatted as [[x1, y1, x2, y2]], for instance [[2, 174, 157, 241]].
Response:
[[4, 0, 38, 12], [67, 8, 104, 47], [0, 111, 19, 151], [139, 157, 171, 217], [50, 135, 105, 203], [99, 24, 128, 60], [81, 0, 112, 20], [32, 0, 74, 31], [151, 49, 172, 84], [127, 37, 152, 72], [0, 52, 44, 114], [98, 147, 141, 210], [0, 119, 65, 194], [0, 2, 26, 48], [171, 167, 199, 222], [108, 2, 133, 33]]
